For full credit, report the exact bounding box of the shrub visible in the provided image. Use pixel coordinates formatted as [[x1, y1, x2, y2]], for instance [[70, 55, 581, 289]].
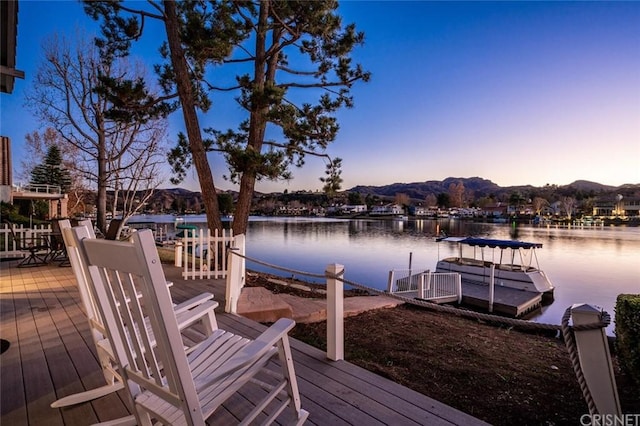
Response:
[[615, 294, 640, 386]]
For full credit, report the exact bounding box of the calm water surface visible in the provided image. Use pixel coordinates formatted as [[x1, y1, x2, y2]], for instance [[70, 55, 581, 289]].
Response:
[[131, 215, 640, 333]]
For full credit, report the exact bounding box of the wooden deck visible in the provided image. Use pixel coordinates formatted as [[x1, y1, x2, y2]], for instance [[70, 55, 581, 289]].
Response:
[[1, 260, 488, 425]]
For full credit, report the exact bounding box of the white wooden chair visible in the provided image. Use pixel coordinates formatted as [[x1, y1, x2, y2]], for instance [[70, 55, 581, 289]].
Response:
[[81, 229, 309, 425], [51, 221, 218, 413]]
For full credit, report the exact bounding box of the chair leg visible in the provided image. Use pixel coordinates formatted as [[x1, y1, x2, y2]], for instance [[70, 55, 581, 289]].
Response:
[[17, 251, 49, 267], [50, 382, 125, 408], [276, 335, 307, 421]]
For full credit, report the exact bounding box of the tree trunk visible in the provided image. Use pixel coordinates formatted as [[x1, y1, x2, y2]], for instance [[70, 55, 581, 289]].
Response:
[[233, 173, 255, 234], [97, 135, 108, 234], [163, 0, 222, 232], [232, 1, 272, 235]]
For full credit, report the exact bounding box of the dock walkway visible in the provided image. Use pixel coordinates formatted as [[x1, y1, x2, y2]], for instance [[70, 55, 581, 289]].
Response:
[[459, 281, 542, 317], [1, 260, 488, 425]]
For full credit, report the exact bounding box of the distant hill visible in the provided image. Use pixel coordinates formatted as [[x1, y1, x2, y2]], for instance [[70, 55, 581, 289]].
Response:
[[349, 177, 633, 201], [350, 177, 503, 200], [562, 180, 617, 192]]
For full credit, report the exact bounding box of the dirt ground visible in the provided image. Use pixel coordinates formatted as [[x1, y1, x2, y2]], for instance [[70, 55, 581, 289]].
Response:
[[247, 273, 640, 426]]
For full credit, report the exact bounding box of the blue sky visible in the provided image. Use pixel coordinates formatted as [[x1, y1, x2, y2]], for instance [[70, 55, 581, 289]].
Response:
[[1, 1, 639, 193]]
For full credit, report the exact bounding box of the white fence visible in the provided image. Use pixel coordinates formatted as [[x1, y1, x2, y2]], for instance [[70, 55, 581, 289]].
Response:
[[0, 224, 52, 258], [388, 269, 461, 304], [177, 228, 237, 280]]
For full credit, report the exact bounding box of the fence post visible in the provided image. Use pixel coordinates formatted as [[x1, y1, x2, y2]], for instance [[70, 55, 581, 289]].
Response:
[[326, 263, 344, 361], [224, 234, 246, 314], [488, 264, 495, 313], [571, 304, 621, 415], [174, 241, 183, 267]]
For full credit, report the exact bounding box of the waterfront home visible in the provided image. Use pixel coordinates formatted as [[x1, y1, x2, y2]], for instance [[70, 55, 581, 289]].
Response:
[[410, 205, 438, 217], [370, 203, 404, 215], [592, 196, 640, 218], [341, 204, 368, 214]]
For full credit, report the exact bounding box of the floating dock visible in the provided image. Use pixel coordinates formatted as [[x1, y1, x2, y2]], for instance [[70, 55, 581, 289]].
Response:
[[396, 281, 543, 318], [458, 281, 543, 317]]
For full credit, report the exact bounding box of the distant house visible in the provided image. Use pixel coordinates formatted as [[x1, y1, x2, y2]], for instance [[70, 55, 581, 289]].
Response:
[[481, 204, 508, 218], [277, 205, 308, 216], [593, 197, 640, 217], [370, 204, 404, 215], [341, 204, 367, 214], [411, 206, 437, 217]]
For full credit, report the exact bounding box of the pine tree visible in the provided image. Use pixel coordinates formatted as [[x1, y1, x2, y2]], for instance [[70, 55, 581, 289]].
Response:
[[85, 0, 370, 234], [30, 146, 72, 193]]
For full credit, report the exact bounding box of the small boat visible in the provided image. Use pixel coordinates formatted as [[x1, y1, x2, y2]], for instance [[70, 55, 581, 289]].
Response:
[[435, 237, 555, 301]]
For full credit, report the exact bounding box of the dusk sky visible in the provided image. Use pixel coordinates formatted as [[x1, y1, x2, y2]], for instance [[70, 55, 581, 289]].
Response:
[[1, 1, 638, 194]]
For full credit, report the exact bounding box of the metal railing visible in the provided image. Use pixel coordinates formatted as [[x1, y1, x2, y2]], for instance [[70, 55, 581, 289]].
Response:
[[12, 183, 62, 194], [419, 271, 462, 304], [387, 268, 428, 293], [388, 269, 461, 303]]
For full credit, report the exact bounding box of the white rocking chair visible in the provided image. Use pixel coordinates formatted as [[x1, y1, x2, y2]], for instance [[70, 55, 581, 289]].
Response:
[[80, 229, 309, 425], [51, 222, 218, 416]]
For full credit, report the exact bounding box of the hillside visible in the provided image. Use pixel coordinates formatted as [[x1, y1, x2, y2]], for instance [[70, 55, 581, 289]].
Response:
[[348, 177, 624, 201]]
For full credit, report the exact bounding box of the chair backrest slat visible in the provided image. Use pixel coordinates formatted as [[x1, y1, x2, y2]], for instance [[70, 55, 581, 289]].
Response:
[[60, 222, 106, 336], [77, 219, 96, 239]]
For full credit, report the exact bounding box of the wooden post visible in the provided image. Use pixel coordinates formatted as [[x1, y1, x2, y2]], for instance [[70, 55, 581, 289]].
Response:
[[571, 304, 621, 415], [326, 263, 344, 361], [224, 234, 246, 314]]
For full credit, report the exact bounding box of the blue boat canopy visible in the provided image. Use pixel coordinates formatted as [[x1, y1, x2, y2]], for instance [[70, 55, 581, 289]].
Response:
[[437, 237, 543, 249]]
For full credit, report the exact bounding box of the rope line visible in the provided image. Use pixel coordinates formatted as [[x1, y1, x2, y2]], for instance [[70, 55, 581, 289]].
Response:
[[230, 249, 328, 280]]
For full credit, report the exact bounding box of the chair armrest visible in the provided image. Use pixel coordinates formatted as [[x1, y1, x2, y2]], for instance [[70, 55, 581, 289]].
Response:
[[173, 292, 214, 314], [175, 300, 219, 330]]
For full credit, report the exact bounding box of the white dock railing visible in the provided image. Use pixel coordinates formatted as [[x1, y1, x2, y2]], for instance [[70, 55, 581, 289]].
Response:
[[175, 228, 236, 280], [388, 269, 461, 304], [419, 271, 462, 304], [387, 269, 428, 293]]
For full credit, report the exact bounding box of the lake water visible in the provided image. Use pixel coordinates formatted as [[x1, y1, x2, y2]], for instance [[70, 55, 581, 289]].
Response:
[[129, 214, 640, 334]]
